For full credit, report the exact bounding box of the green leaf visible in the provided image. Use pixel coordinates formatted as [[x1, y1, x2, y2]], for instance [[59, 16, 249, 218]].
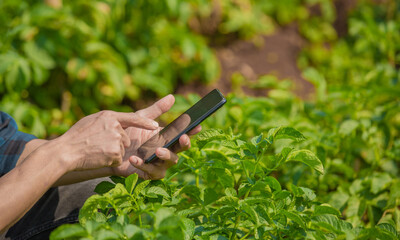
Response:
[[79, 195, 109, 225], [145, 186, 170, 199], [214, 168, 235, 188], [94, 181, 116, 194], [196, 129, 226, 149], [312, 214, 352, 234], [210, 235, 229, 240], [302, 67, 327, 101], [282, 210, 306, 228], [110, 176, 125, 184], [154, 208, 174, 229], [338, 120, 359, 136], [269, 126, 307, 142], [133, 180, 151, 197], [212, 205, 236, 218], [5, 59, 31, 92], [286, 150, 324, 174], [124, 224, 142, 238], [328, 191, 350, 211], [31, 63, 49, 85], [95, 229, 121, 240], [240, 202, 260, 225], [314, 204, 341, 217], [125, 174, 139, 194], [182, 218, 196, 240], [181, 37, 196, 59], [274, 190, 292, 201], [49, 224, 87, 240], [204, 188, 219, 205], [216, 196, 239, 207], [103, 62, 125, 99], [377, 223, 399, 238], [299, 187, 316, 201], [23, 41, 55, 69], [264, 176, 282, 192], [371, 172, 392, 194], [225, 188, 237, 197]]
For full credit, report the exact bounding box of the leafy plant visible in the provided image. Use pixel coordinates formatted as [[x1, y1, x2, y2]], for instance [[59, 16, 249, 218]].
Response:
[[0, 0, 335, 138]]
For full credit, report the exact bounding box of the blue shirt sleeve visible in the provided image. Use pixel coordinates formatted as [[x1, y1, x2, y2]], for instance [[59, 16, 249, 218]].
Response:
[[0, 111, 37, 177]]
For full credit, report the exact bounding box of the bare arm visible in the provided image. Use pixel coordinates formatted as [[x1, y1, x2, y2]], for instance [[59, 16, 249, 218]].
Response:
[[0, 96, 201, 231], [0, 140, 69, 231], [16, 95, 201, 186], [0, 110, 158, 231]]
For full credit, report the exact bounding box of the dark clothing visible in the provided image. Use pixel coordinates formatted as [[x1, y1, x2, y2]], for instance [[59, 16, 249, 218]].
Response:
[[0, 112, 36, 177], [1, 178, 105, 240], [0, 112, 104, 240]]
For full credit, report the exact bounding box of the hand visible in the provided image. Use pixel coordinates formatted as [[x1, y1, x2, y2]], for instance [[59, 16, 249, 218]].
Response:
[[54, 110, 159, 171], [111, 94, 201, 180]]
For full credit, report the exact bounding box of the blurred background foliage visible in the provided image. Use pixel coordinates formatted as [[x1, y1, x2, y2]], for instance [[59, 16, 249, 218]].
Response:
[[0, 0, 335, 138], [1, 0, 400, 235]]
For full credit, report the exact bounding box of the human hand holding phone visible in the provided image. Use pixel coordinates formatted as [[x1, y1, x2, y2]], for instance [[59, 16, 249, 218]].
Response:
[[137, 89, 226, 163], [110, 95, 201, 180], [111, 89, 226, 180]]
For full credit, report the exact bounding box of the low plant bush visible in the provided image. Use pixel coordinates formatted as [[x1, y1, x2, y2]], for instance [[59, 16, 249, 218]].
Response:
[[0, 0, 334, 137], [50, 1, 400, 238]]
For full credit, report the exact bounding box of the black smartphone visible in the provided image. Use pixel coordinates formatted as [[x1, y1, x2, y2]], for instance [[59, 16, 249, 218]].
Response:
[[138, 89, 226, 163]]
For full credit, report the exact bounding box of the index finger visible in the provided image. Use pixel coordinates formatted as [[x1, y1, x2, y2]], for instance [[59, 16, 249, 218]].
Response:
[[108, 111, 159, 130], [136, 94, 175, 119]]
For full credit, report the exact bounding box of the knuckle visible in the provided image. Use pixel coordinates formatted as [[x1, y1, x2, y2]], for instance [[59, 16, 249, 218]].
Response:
[[110, 131, 121, 140], [99, 110, 113, 118], [114, 157, 122, 166], [111, 121, 120, 129], [107, 145, 121, 157]]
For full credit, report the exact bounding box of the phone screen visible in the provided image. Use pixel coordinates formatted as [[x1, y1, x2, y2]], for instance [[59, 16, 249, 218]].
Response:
[[138, 89, 226, 163]]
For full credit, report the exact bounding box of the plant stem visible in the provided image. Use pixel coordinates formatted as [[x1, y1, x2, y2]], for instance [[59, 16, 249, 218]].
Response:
[[239, 231, 251, 240], [195, 169, 200, 188], [240, 160, 250, 182], [230, 214, 241, 240]]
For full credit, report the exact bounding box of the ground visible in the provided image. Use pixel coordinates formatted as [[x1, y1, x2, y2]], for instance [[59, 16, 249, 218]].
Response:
[[175, 0, 357, 100]]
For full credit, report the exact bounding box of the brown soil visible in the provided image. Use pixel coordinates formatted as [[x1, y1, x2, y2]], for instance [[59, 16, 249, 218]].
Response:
[[176, 23, 312, 99], [176, 0, 358, 99]]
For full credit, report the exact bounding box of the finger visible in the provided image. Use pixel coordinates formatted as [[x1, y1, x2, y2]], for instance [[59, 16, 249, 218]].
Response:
[[129, 155, 144, 167], [170, 134, 191, 153], [120, 142, 125, 160], [129, 156, 159, 178], [156, 148, 179, 164], [136, 94, 175, 119], [110, 111, 159, 130], [117, 124, 131, 148], [188, 125, 201, 136]]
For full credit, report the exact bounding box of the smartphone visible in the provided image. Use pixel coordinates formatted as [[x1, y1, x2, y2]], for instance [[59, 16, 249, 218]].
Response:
[[138, 89, 226, 163]]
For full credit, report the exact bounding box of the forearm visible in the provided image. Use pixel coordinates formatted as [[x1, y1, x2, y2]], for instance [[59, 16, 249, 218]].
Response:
[[18, 139, 115, 186], [16, 139, 48, 166], [0, 140, 68, 231], [53, 168, 114, 186]]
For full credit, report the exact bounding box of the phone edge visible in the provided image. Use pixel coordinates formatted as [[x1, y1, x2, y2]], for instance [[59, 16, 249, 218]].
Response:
[[145, 96, 227, 163]]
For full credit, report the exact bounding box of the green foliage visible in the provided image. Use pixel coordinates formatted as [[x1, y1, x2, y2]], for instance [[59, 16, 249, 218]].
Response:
[[51, 128, 341, 239], [0, 0, 335, 138], [0, 0, 397, 238], [0, 0, 220, 137]]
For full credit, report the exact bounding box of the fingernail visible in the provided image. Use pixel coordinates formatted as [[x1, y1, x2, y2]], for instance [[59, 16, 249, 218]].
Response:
[[152, 121, 159, 128], [186, 139, 190, 145]]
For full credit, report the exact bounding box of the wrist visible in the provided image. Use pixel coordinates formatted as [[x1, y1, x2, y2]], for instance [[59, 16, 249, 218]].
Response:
[[43, 137, 78, 173]]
